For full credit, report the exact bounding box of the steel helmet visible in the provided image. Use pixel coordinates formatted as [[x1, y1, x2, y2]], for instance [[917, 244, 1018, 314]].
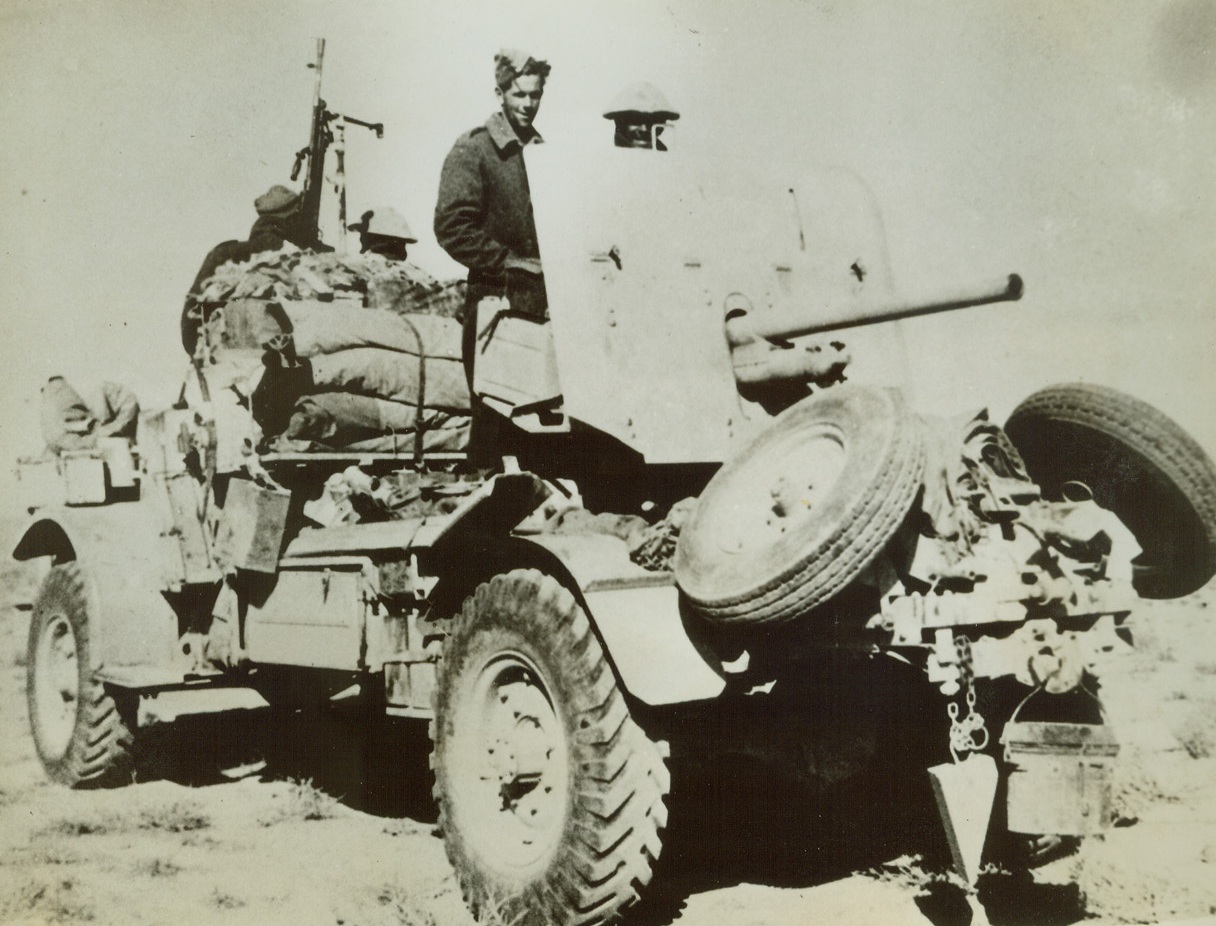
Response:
[[602, 82, 680, 122], [349, 207, 417, 243]]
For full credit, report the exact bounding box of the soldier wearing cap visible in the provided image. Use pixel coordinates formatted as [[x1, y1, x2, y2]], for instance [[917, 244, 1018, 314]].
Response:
[[604, 82, 680, 151], [434, 48, 551, 465], [181, 184, 314, 355], [348, 207, 417, 261]]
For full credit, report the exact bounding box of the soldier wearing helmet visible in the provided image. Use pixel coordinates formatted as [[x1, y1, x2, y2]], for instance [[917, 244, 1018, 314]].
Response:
[[603, 82, 680, 151], [348, 207, 417, 261]]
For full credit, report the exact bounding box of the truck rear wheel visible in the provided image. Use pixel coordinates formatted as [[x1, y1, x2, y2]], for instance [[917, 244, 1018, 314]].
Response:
[[1006, 383, 1216, 598], [430, 569, 669, 926], [674, 385, 925, 624], [27, 563, 134, 788]]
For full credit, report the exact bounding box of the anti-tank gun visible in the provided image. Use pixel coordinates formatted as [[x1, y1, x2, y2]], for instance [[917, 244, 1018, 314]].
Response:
[[451, 142, 1216, 913], [12, 53, 1216, 926]]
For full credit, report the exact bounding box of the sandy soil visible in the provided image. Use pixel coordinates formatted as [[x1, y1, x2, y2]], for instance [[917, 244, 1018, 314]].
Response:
[[1, 517, 1215, 926]]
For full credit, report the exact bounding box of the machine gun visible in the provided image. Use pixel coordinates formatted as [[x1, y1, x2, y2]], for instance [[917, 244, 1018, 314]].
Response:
[[290, 39, 384, 250]]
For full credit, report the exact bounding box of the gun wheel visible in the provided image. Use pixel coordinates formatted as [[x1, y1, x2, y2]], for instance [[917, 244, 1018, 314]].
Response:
[[674, 385, 925, 624], [27, 562, 134, 788], [431, 569, 669, 926]]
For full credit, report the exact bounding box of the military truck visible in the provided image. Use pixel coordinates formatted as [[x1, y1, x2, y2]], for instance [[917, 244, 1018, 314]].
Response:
[[15, 60, 1216, 926]]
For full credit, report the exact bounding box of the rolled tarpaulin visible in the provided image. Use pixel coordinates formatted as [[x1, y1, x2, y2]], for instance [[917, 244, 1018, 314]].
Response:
[[284, 391, 468, 448], [310, 347, 470, 411], [284, 304, 461, 360]]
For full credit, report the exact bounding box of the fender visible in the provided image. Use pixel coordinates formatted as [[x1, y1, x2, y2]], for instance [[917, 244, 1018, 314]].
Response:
[[389, 473, 729, 707], [520, 532, 727, 707], [260, 470, 729, 707], [13, 502, 182, 671]]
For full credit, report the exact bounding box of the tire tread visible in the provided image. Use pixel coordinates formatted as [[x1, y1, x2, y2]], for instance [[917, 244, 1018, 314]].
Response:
[[431, 569, 669, 926], [27, 562, 134, 789], [1007, 382, 1216, 596]]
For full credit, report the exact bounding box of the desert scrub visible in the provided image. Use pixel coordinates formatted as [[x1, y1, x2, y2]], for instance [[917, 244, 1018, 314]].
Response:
[[374, 885, 439, 926], [1174, 712, 1215, 760], [36, 812, 121, 839], [210, 888, 246, 910], [35, 801, 209, 840], [258, 777, 346, 826], [32, 846, 82, 866], [136, 800, 211, 833], [1106, 743, 1179, 826], [0, 876, 95, 924], [469, 886, 527, 926], [133, 857, 182, 878], [1075, 846, 1209, 923]]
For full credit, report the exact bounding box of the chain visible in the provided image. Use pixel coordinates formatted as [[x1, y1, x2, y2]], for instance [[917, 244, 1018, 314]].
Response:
[[947, 634, 989, 762]]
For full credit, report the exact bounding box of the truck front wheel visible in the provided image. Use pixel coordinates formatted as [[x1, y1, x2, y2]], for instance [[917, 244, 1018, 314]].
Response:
[[431, 569, 669, 926], [27, 562, 134, 788]]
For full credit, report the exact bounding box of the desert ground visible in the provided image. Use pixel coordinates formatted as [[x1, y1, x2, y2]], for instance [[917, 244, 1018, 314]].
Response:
[[1, 511, 1215, 926]]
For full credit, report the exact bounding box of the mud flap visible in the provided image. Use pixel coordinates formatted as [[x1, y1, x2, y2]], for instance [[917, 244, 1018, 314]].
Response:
[[928, 753, 998, 886]]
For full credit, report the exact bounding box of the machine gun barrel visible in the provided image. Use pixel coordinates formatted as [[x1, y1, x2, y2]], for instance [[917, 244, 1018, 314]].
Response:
[[296, 38, 329, 250], [727, 273, 1023, 345]]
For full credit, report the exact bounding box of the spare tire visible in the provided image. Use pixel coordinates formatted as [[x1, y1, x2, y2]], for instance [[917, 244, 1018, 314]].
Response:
[[1005, 383, 1216, 599], [674, 385, 925, 625]]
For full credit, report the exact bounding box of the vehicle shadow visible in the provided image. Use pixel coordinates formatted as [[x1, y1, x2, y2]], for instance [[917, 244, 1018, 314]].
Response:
[[136, 696, 1084, 926], [132, 698, 437, 824], [634, 753, 1084, 926], [630, 751, 945, 924], [258, 701, 437, 823], [627, 661, 1089, 926]]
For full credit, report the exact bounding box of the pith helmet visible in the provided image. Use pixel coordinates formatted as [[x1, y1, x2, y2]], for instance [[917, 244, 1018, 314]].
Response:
[[602, 82, 680, 121]]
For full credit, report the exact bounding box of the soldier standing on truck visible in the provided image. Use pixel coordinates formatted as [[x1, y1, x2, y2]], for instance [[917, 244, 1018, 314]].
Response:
[[180, 184, 320, 356], [434, 48, 550, 466]]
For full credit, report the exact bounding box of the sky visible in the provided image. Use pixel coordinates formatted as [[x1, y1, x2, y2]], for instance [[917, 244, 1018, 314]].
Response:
[[0, 0, 1213, 496]]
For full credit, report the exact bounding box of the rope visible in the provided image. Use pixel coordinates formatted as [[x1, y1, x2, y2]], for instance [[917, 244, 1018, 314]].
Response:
[[397, 316, 427, 468]]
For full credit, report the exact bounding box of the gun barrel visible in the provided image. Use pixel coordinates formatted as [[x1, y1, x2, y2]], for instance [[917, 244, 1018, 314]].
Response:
[[727, 273, 1023, 345]]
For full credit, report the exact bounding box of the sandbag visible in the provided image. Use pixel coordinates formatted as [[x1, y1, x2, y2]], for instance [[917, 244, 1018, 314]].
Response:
[[310, 347, 469, 411], [284, 304, 461, 360], [341, 419, 471, 453], [285, 392, 467, 448]]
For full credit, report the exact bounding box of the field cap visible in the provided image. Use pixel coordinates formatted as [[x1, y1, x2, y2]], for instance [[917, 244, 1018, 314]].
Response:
[[495, 48, 551, 90], [255, 184, 301, 216]]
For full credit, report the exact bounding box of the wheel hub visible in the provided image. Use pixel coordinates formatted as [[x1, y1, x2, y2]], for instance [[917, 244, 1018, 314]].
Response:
[[453, 653, 570, 873], [33, 613, 80, 760], [715, 428, 847, 555]]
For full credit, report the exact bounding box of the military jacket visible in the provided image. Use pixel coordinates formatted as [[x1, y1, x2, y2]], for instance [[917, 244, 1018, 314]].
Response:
[[434, 111, 542, 289]]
